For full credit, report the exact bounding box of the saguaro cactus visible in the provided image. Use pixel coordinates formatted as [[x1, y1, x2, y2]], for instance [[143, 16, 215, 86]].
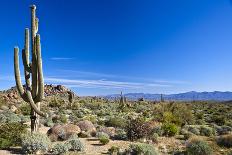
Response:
[[14, 5, 47, 132], [68, 91, 74, 106]]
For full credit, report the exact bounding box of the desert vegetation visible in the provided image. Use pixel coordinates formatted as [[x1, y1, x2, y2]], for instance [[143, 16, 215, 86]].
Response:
[[0, 3, 232, 155], [1, 85, 232, 154]]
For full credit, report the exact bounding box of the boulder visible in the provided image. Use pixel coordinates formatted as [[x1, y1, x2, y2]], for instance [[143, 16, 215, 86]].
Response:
[[47, 124, 81, 141], [99, 127, 116, 138], [77, 120, 96, 136]]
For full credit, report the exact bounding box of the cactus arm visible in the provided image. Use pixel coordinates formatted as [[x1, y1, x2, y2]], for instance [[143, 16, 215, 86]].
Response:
[[14, 47, 28, 101], [22, 49, 31, 73], [35, 34, 44, 102], [30, 5, 38, 98], [35, 18, 39, 33], [25, 89, 47, 117], [23, 28, 31, 90]]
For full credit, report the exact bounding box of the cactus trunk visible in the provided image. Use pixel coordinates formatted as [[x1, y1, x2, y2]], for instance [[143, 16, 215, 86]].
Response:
[[13, 5, 47, 132]]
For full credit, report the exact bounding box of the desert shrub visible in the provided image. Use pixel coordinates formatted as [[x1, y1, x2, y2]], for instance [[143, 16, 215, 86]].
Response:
[[0, 114, 7, 123], [155, 103, 194, 126], [21, 132, 51, 154], [0, 110, 21, 123], [0, 97, 6, 108], [200, 126, 215, 137], [172, 103, 194, 125], [115, 129, 127, 140], [60, 114, 68, 124], [0, 123, 27, 149], [18, 103, 31, 115], [126, 117, 152, 141], [49, 97, 65, 108], [20, 115, 30, 123], [186, 139, 212, 155], [195, 111, 204, 120], [128, 143, 159, 155], [161, 123, 178, 136], [188, 126, 200, 135], [105, 116, 127, 128], [216, 134, 232, 148], [151, 133, 159, 143], [97, 132, 110, 145], [162, 111, 176, 124], [212, 115, 226, 126], [108, 146, 120, 155], [99, 136, 110, 145], [44, 117, 54, 127], [214, 125, 232, 135], [52, 142, 71, 155], [152, 126, 163, 136], [67, 134, 84, 151]]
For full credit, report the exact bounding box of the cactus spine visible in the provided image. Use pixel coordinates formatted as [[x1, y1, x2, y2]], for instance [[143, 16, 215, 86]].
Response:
[[14, 5, 46, 132]]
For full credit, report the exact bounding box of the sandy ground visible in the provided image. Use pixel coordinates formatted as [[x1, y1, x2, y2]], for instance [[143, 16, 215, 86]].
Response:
[[0, 126, 185, 155], [0, 126, 131, 155]]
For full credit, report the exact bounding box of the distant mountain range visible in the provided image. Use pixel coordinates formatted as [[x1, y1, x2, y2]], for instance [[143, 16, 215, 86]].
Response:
[[104, 91, 232, 101]]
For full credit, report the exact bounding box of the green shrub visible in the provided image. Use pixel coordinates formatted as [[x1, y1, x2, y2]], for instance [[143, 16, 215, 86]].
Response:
[[20, 115, 30, 123], [128, 143, 159, 155], [44, 117, 54, 127], [115, 129, 127, 140], [67, 134, 84, 151], [99, 136, 110, 145], [188, 126, 200, 135], [97, 132, 110, 145], [18, 103, 31, 115], [212, 115, 226, 126], [21, 132, 51, 154], [52, 142, 71, 155], [0, 123, 27, 149], [49, 97, 65, 108], [151, 133, 159, 143], [60, 114, 68, 124], [152, 126, 163, 136], [161, 123, 178, 137], [200, 126, 215, 137], [186, 139, 212, 155], [216, 135, 232, 148], [106, 116, 127, 128], [0, 111, 21, 123], [108, 146, 120, 155]]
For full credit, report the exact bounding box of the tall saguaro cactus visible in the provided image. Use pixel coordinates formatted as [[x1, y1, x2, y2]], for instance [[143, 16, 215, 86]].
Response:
[[14, 5, 47, 132]]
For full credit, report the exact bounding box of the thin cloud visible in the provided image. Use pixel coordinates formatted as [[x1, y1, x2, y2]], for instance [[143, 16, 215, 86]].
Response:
[[50, 57, 75, 61], [45, 77, 171, 89], [57, 69, 189, 85], [57, 69, 116, 78]]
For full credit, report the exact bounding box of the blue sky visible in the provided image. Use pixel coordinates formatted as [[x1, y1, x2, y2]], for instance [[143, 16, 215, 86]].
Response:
[[1, 0, 232, 96]]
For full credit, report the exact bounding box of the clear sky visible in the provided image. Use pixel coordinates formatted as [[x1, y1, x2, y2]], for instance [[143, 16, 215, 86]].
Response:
[[1, 0, 232, 96]]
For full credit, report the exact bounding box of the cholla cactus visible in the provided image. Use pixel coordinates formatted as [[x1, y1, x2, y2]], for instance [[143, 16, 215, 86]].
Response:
[[14, 5, 47, 132]]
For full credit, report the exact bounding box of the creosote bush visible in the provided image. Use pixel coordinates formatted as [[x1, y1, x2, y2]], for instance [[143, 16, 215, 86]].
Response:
[[0, 123, 27, 149], [200, 126, 215, 137], [97, 132, 110, 145], [161, 123, 178, 137], [127, 143, 159, 155], [67, 134, 84, 151], [52, 142, 71, 155], [21, 132, 51, 154], [186, 138, 212, 155]]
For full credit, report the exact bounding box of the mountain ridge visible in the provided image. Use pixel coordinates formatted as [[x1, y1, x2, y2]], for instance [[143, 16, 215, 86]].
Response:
[[104, 91, 232, 101]]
